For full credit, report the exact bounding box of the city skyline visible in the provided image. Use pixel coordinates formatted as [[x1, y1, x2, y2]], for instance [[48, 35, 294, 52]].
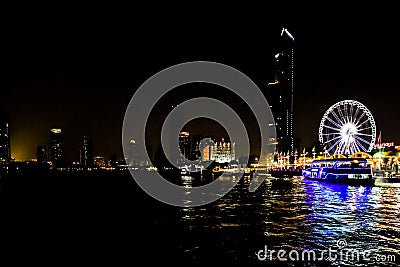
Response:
[[2, 9, 400, 267], [3, 17, 400, 162]]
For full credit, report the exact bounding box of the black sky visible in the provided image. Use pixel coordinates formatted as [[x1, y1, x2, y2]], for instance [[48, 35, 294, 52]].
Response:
[[2, 11, 399, 161]]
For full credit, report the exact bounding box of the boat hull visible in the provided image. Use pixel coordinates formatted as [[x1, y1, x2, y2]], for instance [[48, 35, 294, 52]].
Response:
[[303, 176, 375, 186]]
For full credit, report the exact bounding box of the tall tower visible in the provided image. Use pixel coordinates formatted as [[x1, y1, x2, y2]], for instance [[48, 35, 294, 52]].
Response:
[[266, 27, 295, 154], [126, 138, 139, 167], [80, 136, 93, 168], [50, 128, 63, 166], [0, 115, 11, 164], [178, 131, 190, 165]]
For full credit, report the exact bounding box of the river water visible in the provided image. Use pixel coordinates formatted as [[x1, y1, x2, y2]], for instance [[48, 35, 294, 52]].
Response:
[[165, 175, 400, 266], [1, 172, 399, 266]]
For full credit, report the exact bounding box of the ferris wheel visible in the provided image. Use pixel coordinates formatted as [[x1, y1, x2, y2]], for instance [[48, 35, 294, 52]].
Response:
[[319, 100, 376, 156]]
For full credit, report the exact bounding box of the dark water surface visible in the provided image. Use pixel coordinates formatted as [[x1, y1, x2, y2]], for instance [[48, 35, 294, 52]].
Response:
[[1, 172, 399, 266]]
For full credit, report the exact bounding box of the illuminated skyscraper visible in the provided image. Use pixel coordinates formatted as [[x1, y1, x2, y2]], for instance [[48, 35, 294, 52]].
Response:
[[178, 132, 190, 165], [80, 136, 93, 167], [201, 145, 211, 162], [50, 128, 63, 166], [266, 27, 295, 154], [0, 116, 11, 164], [126, 139, 138, 166]]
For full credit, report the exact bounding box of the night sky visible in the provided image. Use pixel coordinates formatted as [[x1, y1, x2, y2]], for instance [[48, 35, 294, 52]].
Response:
[[3, 11, 399, 162]]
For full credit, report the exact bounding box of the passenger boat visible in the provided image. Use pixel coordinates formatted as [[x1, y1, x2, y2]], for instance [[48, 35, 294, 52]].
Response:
[[302, 158, 374, 186]]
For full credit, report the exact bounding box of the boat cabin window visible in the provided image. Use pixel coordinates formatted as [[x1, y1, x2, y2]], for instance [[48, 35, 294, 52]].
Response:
[[326, 162, 335, 167], [336, 162, 351, 168], [310, 161, 336, 168], [310, 160, 369, 169], [335, 161, 367, 168]]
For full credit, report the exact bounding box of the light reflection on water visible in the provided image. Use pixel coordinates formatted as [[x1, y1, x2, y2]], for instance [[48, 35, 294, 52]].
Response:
[[176, 175, 400, 265]]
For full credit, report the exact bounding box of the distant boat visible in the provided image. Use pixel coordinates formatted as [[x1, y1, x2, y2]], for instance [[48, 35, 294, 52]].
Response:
[[212, 164, 249, 176], [302, 158, 374, 186], [180, 164, 203, 177], [271, 167, 302, 178]]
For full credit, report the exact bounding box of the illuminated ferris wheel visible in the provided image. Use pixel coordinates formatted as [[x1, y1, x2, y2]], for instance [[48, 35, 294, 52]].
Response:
[[319, 100, 376, 155]]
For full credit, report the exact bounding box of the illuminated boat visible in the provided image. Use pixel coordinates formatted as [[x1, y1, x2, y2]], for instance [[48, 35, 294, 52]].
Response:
[[302, 158, 374, 186], [180, 164, 203, 177]]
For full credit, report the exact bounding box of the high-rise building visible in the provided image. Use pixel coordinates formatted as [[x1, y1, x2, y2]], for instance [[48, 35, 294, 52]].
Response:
[[0, 116, 11, 164], [266, 27, 295, 154], [201, 145, 211, 162], [178, 131, 190, 165], [126, 139, 138, 166], [37, 145, 48, 164], [192, 137, 214, 162], [50, 128, 63, 166], [80, 136, 93, 167]]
